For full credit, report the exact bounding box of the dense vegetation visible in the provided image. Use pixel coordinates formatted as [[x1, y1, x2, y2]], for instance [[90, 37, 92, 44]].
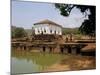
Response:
[[62, 28, 80, 35], [55, 4, 96, 36], [11, 26, 27, 38]]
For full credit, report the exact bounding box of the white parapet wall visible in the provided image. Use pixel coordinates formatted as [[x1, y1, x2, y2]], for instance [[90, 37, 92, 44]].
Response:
[[33, 19, 62, 35]]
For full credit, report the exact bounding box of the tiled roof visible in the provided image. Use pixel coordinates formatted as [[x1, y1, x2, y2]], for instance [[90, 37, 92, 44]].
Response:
[[34, 19, 62, 28]]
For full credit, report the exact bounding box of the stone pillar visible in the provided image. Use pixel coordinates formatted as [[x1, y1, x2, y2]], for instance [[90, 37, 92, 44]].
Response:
[[64, 47, 69, 54], [17, 46, 21, 51], [71, 47, 77, 54], [49, 47, 52, 53], [22, 46, 24, 51], [54, 44, 61, 53]]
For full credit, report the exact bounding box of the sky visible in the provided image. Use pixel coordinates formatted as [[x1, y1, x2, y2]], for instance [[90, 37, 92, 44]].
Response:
[[12, 0, 89, 29]]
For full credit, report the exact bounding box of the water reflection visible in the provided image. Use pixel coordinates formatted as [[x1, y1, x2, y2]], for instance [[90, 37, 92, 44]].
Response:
[[11, 50, 66, 74], [11, 50, 95, 74]]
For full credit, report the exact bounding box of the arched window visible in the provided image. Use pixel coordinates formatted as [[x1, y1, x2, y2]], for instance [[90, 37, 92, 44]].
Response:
[[41, 31, 43, 35], [38, 30, 40, 33], [44, 29, 46, 33], [50, 30, 52, 34], [54, 30, 56, 34]]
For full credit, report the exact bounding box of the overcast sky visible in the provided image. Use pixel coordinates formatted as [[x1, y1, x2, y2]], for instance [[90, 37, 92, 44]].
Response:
[[12, 1, 89, 29]]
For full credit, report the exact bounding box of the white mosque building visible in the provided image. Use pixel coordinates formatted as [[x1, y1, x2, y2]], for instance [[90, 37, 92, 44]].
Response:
[[33, 19, 62, 35]]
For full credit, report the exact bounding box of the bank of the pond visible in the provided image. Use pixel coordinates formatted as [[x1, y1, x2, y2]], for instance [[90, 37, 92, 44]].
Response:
[[44, 55, 96, 72]]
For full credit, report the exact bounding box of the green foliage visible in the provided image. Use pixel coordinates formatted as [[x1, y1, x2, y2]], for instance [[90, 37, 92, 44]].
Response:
[[11, 26, 27, 38], [55, 4, 96, 35], [55, 4, 74, 16], [62, 28, 81, 35]]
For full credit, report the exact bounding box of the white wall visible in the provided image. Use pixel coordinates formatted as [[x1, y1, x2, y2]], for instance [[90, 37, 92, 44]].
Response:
[[49, 24, 62, 35], [33, 24, 62, 35]]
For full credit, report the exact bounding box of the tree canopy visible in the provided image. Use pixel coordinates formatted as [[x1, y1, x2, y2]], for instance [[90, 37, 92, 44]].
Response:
[[11, 26, 27, 38], [55, 4, 96, 35]]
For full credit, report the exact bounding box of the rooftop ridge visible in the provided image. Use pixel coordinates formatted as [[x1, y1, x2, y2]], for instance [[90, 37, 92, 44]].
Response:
[[34, 19, 62, 28]]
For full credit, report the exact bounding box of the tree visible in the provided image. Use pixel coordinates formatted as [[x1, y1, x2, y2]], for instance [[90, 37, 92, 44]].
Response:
[[12, 26, 27, 38], [55, 4, 96, 35]]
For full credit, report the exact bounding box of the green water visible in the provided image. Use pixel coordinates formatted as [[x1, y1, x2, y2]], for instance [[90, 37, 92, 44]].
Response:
[[11, 50, 67, 74], [11, 50, 95, 74]]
